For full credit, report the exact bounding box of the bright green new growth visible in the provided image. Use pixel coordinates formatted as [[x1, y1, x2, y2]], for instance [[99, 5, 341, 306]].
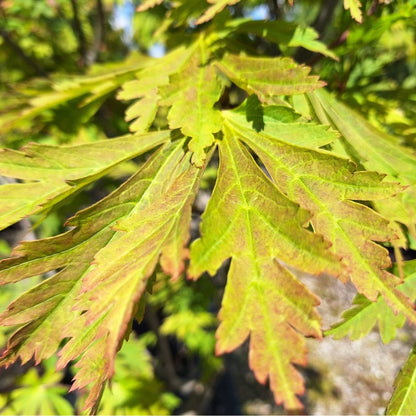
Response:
[[0, 1, 415, 414]]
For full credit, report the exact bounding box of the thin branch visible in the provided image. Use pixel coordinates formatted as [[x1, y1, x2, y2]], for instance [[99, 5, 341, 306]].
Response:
[[0, 29, 48, 77], [70, 0, 87, 66], [267, 0, 279, 20], [85, 0, 106, 65]]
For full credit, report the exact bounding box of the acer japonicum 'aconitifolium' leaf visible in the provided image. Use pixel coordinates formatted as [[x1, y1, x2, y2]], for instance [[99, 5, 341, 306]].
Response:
[[189, 132, 341, 409], [327, 260, 416, 344], [0, 138, 208, 411], [222, 103, 416, 324], [0, 131, 170, 232]]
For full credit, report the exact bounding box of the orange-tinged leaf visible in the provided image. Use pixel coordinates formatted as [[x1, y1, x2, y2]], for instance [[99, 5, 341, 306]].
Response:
[[0, 131, 170, 231], [0, 139, 207, 411], [190, 133, 340, 409], [224, 111, 416, 324]]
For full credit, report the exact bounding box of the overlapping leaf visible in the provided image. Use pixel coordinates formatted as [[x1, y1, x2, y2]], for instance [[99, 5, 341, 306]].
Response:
[[227, 20, 337, 60], [0, 59, 146, 134], [386, 342, 416, 415], [223, 104, 416, 323], [117, 46, 194, 133], [0, 139, 206, 411], [216, 54, 325, 103], [308, 90, 416, 237], [189, 133, 340, 409], [327, 260, 416, 343], [0, 130, 170, 231], [160, 42, 224, 166]]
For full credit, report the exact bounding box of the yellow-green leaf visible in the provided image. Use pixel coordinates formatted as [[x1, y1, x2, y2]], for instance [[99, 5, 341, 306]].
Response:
[[190, 132, 340, 410]]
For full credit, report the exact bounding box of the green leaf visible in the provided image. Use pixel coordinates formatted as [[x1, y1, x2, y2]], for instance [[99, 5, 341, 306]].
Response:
[[0, 139, 206, 412], [327, 260, 416, 343], [386, 343, 416, 415], [190, 133, 340, 409], [0, 59, 146, 133], [160, 41, 224, 166], [229, 20, 338, 60], [309, 90, 416, 237], [224, 109, 416, 324], [0, 130, 170, 231], [344, 0, 363, 23], [216, 54, 325, 102], [118, 46, 194, 133]]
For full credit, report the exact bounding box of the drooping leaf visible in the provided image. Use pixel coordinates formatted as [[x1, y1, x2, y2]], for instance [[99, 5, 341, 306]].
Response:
[[216, 54, 325, 103], [160, 41, 224, 166], [386, 342, 416, 415], [0, 130, 170, 231], [223, 106, 416, 323], [190, 133, 340, 409], [344, 0, 363, 23], [0, 139, 207, 411], [308, 90, 416, 237]]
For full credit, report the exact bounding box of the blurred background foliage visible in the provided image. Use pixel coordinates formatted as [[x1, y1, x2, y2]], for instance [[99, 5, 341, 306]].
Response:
[[0, 0, 415, 414]]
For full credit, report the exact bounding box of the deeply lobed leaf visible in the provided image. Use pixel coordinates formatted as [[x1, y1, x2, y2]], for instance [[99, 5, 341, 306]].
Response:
[[223, 103, 416, 323], [189, 133, 340, 409], [0, 139, 207, 411], [0, 131, 170, 231]]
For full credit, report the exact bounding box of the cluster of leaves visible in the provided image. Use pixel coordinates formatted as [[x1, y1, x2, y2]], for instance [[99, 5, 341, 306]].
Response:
[[0, 0, 415, 414]]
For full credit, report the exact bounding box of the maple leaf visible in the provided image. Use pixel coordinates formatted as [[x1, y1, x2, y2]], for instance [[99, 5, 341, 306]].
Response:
[[0, 131, 170, 231], [309, 90, 416, 238], [160, 42, 224, 166], [344, 0, 363, 23], [228, 20, 338, 60], [327, 260, 416, 343], [195, 0, 240, 25], [0, 60, 145, 134], [216, 54, 325, 103], [386, 342, 416, 415], [223, 101, 416, 323], [0, 139, 207, 411], [189, 132, 340, 409], [117, 46, 194, 133]]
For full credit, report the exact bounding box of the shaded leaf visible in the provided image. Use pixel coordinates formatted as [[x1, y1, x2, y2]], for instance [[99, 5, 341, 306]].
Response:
[[190, 133, 340, 409], [230, 20, 338, 60]]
